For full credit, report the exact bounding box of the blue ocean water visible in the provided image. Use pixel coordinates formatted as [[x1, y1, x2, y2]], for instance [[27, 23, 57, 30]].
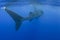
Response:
[[0, 0, 60, 40]]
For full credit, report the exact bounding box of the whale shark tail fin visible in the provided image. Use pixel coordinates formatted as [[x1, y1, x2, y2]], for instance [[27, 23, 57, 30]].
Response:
[[3, 7, 24, 31]]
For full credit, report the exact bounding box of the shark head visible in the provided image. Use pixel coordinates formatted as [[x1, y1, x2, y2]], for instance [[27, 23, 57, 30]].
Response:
[[26, 9, 43, 21]]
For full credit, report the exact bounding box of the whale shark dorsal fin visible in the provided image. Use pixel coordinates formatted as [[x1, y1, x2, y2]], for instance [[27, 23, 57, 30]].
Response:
[[4, 7, 24, 31]]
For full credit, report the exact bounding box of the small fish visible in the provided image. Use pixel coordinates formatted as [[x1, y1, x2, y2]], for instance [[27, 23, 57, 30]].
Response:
[[2, 7, 43, 31]]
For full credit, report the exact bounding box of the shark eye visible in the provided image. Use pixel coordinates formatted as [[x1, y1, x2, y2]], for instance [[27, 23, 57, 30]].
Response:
[[29, 12, 33, 14], [30, 12, 32, 13]]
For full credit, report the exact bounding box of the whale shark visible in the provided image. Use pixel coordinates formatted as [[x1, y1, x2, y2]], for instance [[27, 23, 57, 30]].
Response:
[[1, 6, 43, 31], [1, 0, 43, 30]]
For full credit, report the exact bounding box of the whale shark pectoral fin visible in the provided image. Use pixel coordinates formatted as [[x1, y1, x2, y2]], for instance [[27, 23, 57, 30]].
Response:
[[4, 8, 24, 31], [16, 20, 22, 31]]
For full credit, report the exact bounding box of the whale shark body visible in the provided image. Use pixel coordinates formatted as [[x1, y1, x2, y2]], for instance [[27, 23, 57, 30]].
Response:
[[1, 7, 43, 30], [1, 0, 43, 30]]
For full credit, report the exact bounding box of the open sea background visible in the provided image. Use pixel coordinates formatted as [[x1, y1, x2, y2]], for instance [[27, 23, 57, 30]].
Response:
[[0, 0, 60, 40]]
